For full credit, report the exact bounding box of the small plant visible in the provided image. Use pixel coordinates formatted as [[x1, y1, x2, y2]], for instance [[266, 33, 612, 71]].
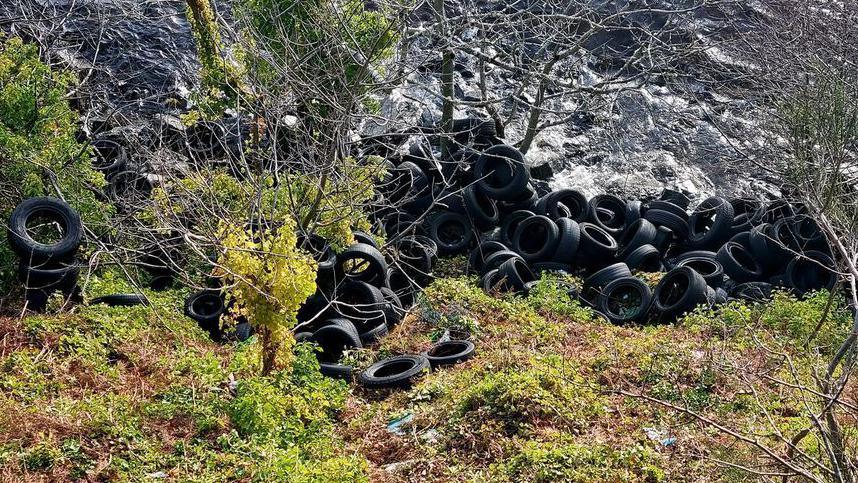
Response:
[[219, 216, 318, 375]]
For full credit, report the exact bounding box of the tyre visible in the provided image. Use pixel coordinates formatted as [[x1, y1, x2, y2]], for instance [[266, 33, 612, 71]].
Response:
[[500, 210, 535, 248], [687, 196, 734, 249], [294, 332, 314, 343], [552, 218, 581, 264], [588, 194, 627, 236], [482, 250, 524, 274], [624, 244, 662, 272], [481, 269, 501, 292], [625, 200, 642, 227], [474, 144, 529, 200], [380, 287, 404, 326], [498, 185, 538, 214], [729, 198, 762, 233], [790, 215, 827, 252], [729, 231, 753, 252], [18, 260, 80, 293], [512, 215, 560, 263], [468, 241, 509, 274], [8, 197, 83, 264], [91, 294, 149, 307], [387, 267, 418, 308], [652, 226, 674, 252], [749, 223, 778, 270], [617, 218, 657, 259], [653, 266, 709, 319], [675, 255, 725, 288], [647, 200, 689, 220], [359, 321, 389, 344], [429, 212, 474, 255], [576, 223, 619, 267], [352, 231, 378, 248], [319, 363, 354, 380], [584, 262, 632, 291], [597, 277, 652, 324], [497, 257, 537, 292], [358, 354, 430, 388], [313, 319, 363, 363], [729, 282, 773, 302], [538, 189, 589, 222], [785, 251, 836, 294], [333, 281, 387, 333], [462, 185, 499, 230], [425, 340, 476, 368], [184, 290, 225, 333], [393, 237, 434, 287], [335, 243, 388, 286], [757, 199, 795, 224], [717, 242, 764, 283], [643, 209, 689, 240], [659, 188, 691, 209]]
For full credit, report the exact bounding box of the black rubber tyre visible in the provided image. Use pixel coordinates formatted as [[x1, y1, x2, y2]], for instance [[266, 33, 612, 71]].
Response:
[[481, 269, 502, 292], [757, 199, 795, 224], [393, 237, 434, 287], [729, 231, 753, 252], [294, 332, 314, 343], [588, 194, 627, 236], [749, 223, 779, 271], [729, 198, 762, 233], [91, 294, 149, 307], [313, 319, 363, 363], [717, 241, 764, 283], [669, 250, 718, 267], [653, 267, 709, 319], [462, 185, 499, 230], [676, 255, 725, 288], [643, 209, 689, 239], [18, 260, 80, 293], [659, 188, 691, 209], [785, 251, 836, 294], [387, 267, 418, 308], [429, 212, 474, 255], [652, 226, 674, 253], [624, 244, 662, 272], [576, 223, 619, 267], [512, 215, 560, 263], [617, 218, 657, 258], [552, 218, 581, 264], [790, 215, 827, 252], [468, 241, 508, 274], [481, 250, 523, 275], [647, 200, 689, 220], [359, 321, 389, 345], [352, 231, 378, 248], [500, 210, 535, 248], [687, 196, 734, 249], [379, 287, 404, 326], [625, 200, 642, 227], [319, 363, 354, 380], [538, 189, 589, 222], [335, 243, 388, 286], [184, 290, 225, 332], [474, 144, 529, 200], [425, 340, 476, 368], [585, 262, 632, 291], [597, 277, 652, 324], [497, 257, 537, 292], [359, 354, 430, 388], [333, 281, 387, 333], [8, 197, 83, 264], [730, 282, 773, 302]]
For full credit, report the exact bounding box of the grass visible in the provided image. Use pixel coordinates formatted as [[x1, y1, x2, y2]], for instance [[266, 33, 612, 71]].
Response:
[[0, 272, 855, 482]]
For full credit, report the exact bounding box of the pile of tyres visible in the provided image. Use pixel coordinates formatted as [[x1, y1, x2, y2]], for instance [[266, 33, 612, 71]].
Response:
[[367, 121, 837, 326], [7, 197, 84, 311]]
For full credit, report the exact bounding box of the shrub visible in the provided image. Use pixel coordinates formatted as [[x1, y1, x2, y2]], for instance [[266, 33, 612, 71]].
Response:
[[0, 37, 112, 294]]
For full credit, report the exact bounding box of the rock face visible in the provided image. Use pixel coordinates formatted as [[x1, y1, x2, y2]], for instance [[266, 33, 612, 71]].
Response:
[[0, 0, 780, 202]]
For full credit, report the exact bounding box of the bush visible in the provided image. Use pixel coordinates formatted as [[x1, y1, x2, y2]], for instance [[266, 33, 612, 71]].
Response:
[[0, 37, 112, 294]]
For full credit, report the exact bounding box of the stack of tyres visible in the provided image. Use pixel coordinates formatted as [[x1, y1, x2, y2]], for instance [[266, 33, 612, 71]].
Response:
[[7, 198, 83, 311]]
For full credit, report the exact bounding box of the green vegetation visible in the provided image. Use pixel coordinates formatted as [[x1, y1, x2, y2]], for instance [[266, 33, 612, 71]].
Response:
[[0, 38, 112, 294]]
